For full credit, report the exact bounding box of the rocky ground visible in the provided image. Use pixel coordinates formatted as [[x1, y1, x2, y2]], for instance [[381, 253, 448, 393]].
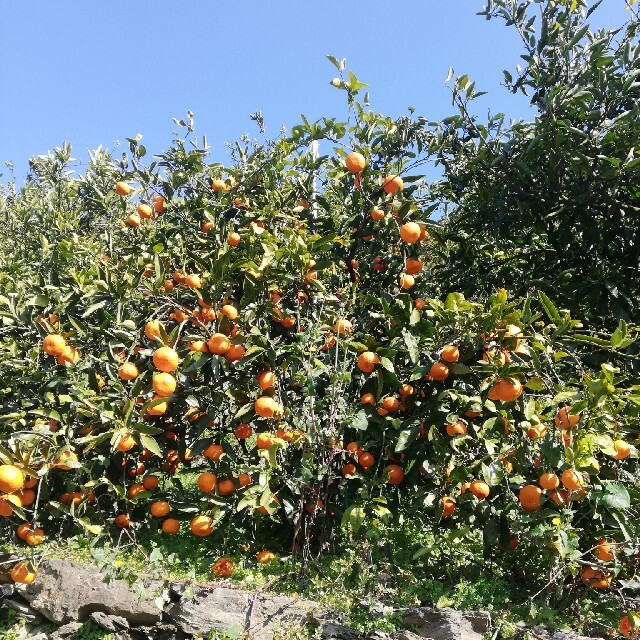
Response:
[[0, 555, 598, 640]]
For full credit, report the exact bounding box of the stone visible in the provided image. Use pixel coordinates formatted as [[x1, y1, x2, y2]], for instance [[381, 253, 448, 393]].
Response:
[[1, 582, 16, 596], [130, 622, 186, 640], [50, 621, 82, 639], [319, 620, 363, 639], [400, 607, 487, 640], [249, 593, 320, 639], [392, 632, 425, 640], [165, 586, 249, 635], [17, 559, 162, 626], [89, 611, 130, 632], [2, 597, 45, 623]]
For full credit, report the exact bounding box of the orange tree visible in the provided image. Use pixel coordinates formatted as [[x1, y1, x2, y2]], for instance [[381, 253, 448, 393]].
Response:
[[0, 44, 639, 640]]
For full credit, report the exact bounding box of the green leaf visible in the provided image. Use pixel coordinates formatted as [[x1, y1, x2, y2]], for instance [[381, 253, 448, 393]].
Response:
[[538, 291, 560, 323], [139, 434, 162, 457], [350, 410, 368, 431], [595, 481, 630, 510], [402, 329, 419, 364]]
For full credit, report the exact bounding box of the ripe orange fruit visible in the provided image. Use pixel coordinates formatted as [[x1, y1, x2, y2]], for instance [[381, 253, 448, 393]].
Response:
[[519, 484, 542, 511], [114, 514, 130, 528], [257, 494, 280, 515], [0, 465, 24, 493], [116, 433, 136, 452], [561, 468, 583, 491], [345, 152, 366, 173], [115, 181, 132, 196], [190, 514, 214, 537], [382, 396, 400, 412], [212, 179, 227, 192], [446, 421, 467, 436], [146, 397, 167, 416], [162, 518, 180, 534], [234, 423, 252, 439], [203, 444, 223, 460], [127, 213, 141, 227], [42, 334, 66, 357], [399, 273, 415, 289], [189, 340, 209, 353], [399, 222, 421, 244], [554, 406, 580, 430], [549, 489, 569, 507], [441, 346, 459, 363], [370, 207, 385, 221], [441, 496, 456, 517], [414, 298, 426, 309], [527, 423, 547, 439], [52, 449, 78, 470], [333, 318, 353, 335], [152, 195, 166, 212], [137, 203, 153, 219], [342, 463, 357, 477], [238, 473, 252, 487], [594, 538, 616, 562], [429, 362, 449, 381], [470, 480, 490, 500], [256, 550, 276, 564], [153, 373, 177, 397], [217, 478, 236, 496], [256, 433, 274, 449], [144, 320, 162, 341], [491, 378, 523, 402], [10, 562, 37, 584], [212, 557, 234, 577], [153, 346, 179, 372], [386, 464, 405, 485], [255, 396, 278, 418], [118, 362, 138, 381], [612, 440, 631, 460], [127, 483, 145, 499], [581, 566, 611, 589], [359, 452, 375, 470], [220, 304, 238, 321], [361, 393, 375, 405], [224, 344, 246, 362], [405, 257, 423, 275], [208, 333, 231, 355], [620, 614, 640, 638], [197, 472, 217, 493], [142, 475, 159, 490], [357, 351, 380, 373], [228, 232, 241, 246], [539, 472, 559, 490], [0, 494, 21, 517], [502, 324, 523, 349], [256, 371, 276, 390], [382, 175, 403, 195], [150, 501, 170, 517], [184, 274, 201, 289]]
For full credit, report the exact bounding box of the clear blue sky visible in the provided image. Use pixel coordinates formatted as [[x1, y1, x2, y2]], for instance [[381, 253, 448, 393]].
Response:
[[0, 1, 630, 181]]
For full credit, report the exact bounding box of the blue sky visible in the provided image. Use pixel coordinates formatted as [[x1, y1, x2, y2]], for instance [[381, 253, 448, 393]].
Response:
[[0, 1, 630, 181]]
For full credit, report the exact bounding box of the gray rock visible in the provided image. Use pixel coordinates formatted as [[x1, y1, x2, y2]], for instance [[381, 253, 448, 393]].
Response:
[[392, 632, 425, 640], [50, 621, 82, 639], [130, 622, 185, 640], [1, 582, 16, 596], [17, 559, 162, 626], [319, 620, 364, 639], [89, 611, 130, 632], [400, 607, 488, 640], [166, 586, 248, 634], [2, 597, 45, 623], [249, 593, 319, 639]]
